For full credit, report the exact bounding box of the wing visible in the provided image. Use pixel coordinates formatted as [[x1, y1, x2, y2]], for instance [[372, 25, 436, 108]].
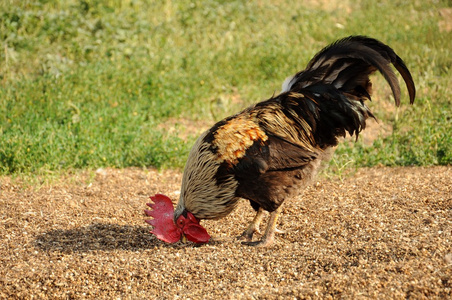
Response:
[[209, 98, 321, 181], [233, 135, 319, 178], [206, 97, 322, 212], [230, 125, 320, 212]]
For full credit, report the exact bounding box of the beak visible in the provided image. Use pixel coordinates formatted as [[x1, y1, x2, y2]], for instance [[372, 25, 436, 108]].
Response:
[[181, 234, 188, 244]]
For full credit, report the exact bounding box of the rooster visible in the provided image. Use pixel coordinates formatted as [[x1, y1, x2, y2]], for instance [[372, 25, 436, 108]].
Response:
[[145, 36, 416, 247]]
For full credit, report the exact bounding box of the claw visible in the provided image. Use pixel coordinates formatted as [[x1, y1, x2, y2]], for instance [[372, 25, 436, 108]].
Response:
[[237, 208, 264, 242], [237, 227, 261, 242], [241, 237, 274, 247], [242, 207, 281, 247]]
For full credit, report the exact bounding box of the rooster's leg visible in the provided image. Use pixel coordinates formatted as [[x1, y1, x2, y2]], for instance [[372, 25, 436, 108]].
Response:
[[237, 207, 264, 242], [242, 207, 281, 247]]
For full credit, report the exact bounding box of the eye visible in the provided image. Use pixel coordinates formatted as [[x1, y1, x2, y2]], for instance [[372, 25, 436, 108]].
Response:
[[177, 218, 185, 227]]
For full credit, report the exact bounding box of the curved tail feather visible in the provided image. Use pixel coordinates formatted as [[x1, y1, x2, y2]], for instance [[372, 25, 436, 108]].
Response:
[[282, 36, 416, 106]]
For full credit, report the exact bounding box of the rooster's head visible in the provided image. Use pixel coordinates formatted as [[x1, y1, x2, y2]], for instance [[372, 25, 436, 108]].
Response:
[[145, 194, 210, 244]]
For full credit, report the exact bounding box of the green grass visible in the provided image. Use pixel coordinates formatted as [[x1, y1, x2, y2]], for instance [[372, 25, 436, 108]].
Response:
[[1, 0, 451, 175]]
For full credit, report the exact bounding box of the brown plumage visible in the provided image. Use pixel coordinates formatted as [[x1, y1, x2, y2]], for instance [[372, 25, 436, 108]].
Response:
[[173, 36, 416, 246]]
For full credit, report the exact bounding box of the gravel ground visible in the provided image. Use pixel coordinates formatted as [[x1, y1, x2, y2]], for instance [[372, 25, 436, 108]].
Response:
[[1, 166, 451, 299]]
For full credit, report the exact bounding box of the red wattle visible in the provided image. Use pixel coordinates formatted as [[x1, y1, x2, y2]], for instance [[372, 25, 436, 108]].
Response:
[[183, 223, 211, 244]]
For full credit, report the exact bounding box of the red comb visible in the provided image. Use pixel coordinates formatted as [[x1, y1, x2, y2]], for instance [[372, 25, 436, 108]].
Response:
[[144, 194, 181, 243]]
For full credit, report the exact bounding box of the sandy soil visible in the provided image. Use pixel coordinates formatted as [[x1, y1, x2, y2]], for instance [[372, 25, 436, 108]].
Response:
[[1, 166, 451, 299]]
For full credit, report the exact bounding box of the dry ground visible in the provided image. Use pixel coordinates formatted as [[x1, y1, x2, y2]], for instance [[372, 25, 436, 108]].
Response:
[[1, 166, 451, 299]]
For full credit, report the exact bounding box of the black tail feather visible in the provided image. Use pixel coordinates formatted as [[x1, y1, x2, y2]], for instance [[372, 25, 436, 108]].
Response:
[[276, 36, 416, 147], [285, 35, 416, 106]]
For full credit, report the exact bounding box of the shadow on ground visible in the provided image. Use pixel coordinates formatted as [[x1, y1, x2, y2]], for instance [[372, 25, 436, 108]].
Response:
[[34, 223, 163, 252]]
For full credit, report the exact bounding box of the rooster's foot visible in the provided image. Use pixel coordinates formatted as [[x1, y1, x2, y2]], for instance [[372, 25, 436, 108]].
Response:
[[241, 237, 274, 247], [237, 208, 264, 242], [237, 227, 261, 242]]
